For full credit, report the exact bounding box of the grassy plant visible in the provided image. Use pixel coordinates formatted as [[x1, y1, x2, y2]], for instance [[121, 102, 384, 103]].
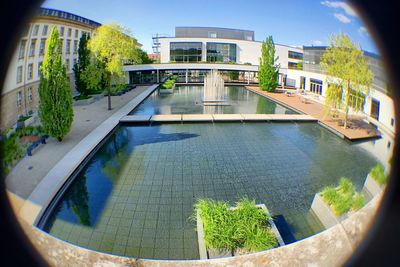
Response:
[[337, 177, 355, 196], [352, 193, 366, 211], [321, 186, 339, 205], [194, 197, 278, 254], [369, 164, 387, 186], [332, 195, 353, 216]]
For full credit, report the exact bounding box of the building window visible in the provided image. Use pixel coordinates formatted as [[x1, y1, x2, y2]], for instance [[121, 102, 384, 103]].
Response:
[[73, 58, 77, 66], [42, 25, 48, 36], [371, 98, 380, 121], [29, 39, 36, 57], [288, 62, 300, 69], [38, 61, 42, 77], [18, 40, 26, 59], [28, 87, 33, 102], [33, 24, 39, 36], [17, 91, 22, 107], [59, 26, 64, 36], [208, 31, 217, 38], [288, 51, 303, 60], [39, 39, 46, 56], [66, 40, 71, 54], [73, 40, 78, 54], [75, 29, 79, 38], [391, 118, 395, 127], [65, 59, 70, 71], [206, 42, 237, 63], [170, 42, 202, 62], [21, 25, 29, 37], [310, 78, 323, 95], [67, 28, 72, 37], [16, 66, 23, 83], [59, 38, 64, 53], [27, 63, 33, 80]]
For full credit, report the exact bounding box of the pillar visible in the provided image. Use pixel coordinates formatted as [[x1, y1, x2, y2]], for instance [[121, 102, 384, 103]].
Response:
[[185, 69, 188, 83], [157, 69, 160, 83]]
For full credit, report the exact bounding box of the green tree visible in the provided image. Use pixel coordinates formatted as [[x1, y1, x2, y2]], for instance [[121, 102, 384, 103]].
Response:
[[73, 33, 91, 95], [321, 33, 373, 128], [137, 49, 153, 64], [80, 55, 107, 93], [38, 27, 73, 141], [88, 22, 141, 110], [258, 36, 280, 92]]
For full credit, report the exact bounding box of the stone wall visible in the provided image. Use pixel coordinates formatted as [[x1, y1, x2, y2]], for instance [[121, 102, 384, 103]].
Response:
[[16, 193, 382, 267]]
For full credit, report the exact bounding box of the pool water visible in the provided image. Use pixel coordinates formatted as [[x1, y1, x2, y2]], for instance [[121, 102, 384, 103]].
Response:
[[43, 122, 378, 259], [130, 85, 297, 115]]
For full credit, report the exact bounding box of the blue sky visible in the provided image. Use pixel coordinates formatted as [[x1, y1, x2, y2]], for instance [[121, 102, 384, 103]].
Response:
[[41, 0, 379, 54]]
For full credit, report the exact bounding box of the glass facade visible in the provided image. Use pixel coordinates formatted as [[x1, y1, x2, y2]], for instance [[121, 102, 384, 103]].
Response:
[[206, 42, 236, 63], [170, 42, 202, 62], [288, 50, 303, 60]]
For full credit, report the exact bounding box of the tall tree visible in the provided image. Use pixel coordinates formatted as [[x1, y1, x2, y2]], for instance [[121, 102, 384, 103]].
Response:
[[258, 36, 280, 92], [137, 49, 153, 64], [73, 33, 91, 95], [88, 22, 140, 110], [38, 27, 73, 141], [321, 33, 373, 128]]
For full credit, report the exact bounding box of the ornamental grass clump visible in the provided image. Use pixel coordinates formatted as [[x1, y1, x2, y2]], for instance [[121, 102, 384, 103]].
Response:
[[194, 197, 278, 255], [160, 76, 177, 89], [369, 163, 388, 186], [321, 177, 365, 216]]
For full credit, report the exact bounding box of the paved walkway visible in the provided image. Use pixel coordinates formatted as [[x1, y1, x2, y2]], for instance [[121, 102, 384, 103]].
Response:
[[246, 86, 381, 140], [6, 85, 151, 204]]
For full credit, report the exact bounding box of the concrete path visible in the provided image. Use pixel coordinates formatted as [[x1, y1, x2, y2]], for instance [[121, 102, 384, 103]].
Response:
[[6, 85, 152, 206], [246, 86, 381, 140]]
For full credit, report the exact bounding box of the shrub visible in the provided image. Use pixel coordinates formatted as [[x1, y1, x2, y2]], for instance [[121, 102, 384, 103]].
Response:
[[369, 164, 387, 186], [194, 197, 278, 254], [352, 193, 366, 211], [338, 177, 355, 196], [321, 186, 339, 206]]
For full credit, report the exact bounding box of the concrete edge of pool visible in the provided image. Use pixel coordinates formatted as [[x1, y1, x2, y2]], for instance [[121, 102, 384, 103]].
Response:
[[9, 83, 385, 265], [17, 192, 383, 266]]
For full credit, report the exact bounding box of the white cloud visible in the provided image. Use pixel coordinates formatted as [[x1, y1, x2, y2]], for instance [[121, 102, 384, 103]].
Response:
[[312, 40, 323, 46], [358, 26, 370, 37], [334, 13, 351, 24], [321, 1, 358, 17]]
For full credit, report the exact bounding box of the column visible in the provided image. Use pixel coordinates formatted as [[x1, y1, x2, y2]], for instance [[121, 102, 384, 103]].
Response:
[[157, 69, 160, 83], [185, 69, 188, 83]]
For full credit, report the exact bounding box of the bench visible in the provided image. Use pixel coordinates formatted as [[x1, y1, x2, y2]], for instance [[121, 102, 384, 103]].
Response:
[[27, 136, 47, 156]]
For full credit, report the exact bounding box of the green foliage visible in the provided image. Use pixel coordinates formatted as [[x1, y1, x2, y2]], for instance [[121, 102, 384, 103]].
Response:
[[73, 95, 91, 100], [321, 186, 339, 206], [73, 33, 91, 95], [17, 115, 32, 122], [369, 163, 388, 186], [321, 33, 373, 128], [88, 22, 141, 109], [352, 193, 366, 211], [324, 83, 342, 118], [15, 125, 44, 137], [320, 177, 365, 216], [228, 71, 239, 81], [1, 134, 25, 171], [258, 36, 280, 92], [160, 76, 177, 89], [194, 197, 278, 253], [297, 61, 303, 70], [137, 49, 153, 64], [80, 56, 108, 93], [38, 27, 73, 141]]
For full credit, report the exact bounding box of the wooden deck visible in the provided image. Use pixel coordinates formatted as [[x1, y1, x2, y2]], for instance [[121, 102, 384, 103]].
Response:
[[246, 86, 381, 141]]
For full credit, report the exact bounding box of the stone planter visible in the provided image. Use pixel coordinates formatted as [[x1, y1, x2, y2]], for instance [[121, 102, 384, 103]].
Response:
[[17, 116, 35, 128], [310, 193, 349, 229], [73, 96, 95, 106], [159, 84, 175, 94], [197, 203, 285, 260], [363, 174, 384, 198]]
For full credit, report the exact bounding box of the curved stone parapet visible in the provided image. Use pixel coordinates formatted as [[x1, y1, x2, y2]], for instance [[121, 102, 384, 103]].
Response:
[[17, 193, 382, 267]]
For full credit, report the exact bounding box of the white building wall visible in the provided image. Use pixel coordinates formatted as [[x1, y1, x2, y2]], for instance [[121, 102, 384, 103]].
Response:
[[159, 37, 302, 69]]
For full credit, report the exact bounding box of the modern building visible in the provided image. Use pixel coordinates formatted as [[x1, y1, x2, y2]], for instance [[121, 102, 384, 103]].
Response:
[[124, 26, 395, 135], [1, 8, 100, 129]]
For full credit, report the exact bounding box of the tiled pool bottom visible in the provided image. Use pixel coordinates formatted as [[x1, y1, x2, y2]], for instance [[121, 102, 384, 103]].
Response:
[[43, 122, 378, 259]]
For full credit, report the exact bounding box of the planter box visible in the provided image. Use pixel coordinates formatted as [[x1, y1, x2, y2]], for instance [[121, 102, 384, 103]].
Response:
[[159, 84, 175, 94], [363, 174, 384, 198], [17, 116, 35, 128], [73, 96, 95, 106], [197, 203, 285, 260], [310, 193, 348, 229]]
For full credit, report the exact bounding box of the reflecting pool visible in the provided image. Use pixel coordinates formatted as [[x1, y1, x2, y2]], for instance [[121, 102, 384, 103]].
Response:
[[43, 122, 379, 259], [130, 85, 297, 115]]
